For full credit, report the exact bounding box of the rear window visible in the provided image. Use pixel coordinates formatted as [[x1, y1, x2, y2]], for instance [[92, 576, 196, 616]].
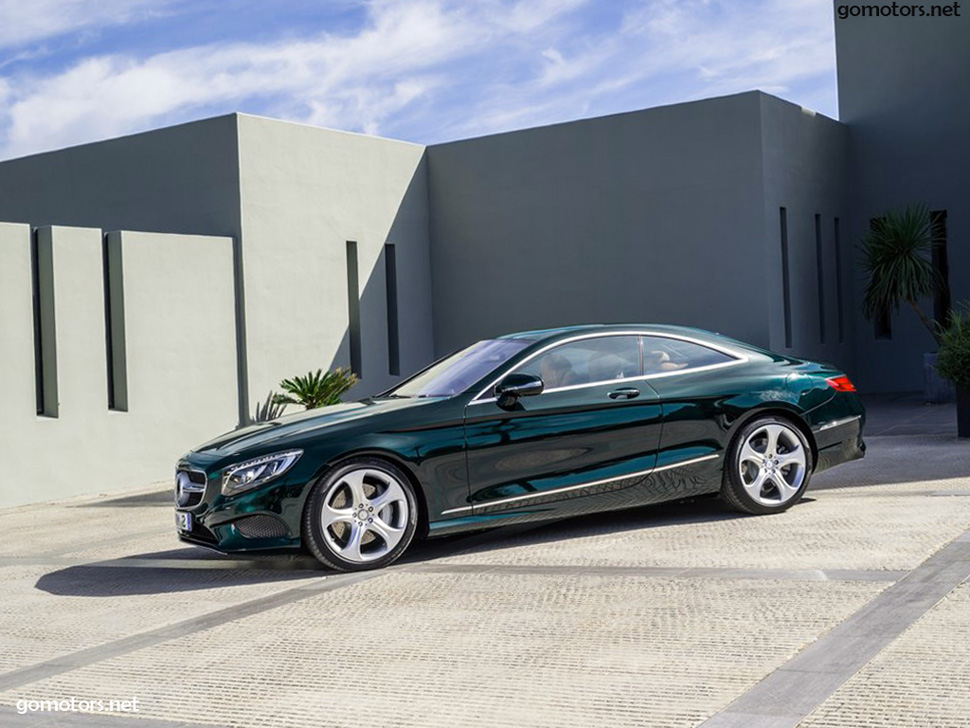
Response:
[[642, 336, 736, 374]]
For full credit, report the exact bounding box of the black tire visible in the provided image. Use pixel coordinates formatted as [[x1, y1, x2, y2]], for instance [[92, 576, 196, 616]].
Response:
[[303, 457, 419, 572], [721, 415, 813, 515]]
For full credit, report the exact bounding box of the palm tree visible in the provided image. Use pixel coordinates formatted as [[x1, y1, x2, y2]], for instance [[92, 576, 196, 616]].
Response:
[[860, 204, 943, 346], [273, 368, 359, 410]]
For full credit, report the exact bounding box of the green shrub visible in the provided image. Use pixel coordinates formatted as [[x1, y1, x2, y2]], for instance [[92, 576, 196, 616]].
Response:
[[936, 303, 970, 391], [273, 367, 359, 410], [253, 391, 287, 422], [860, 204, 943, 345]]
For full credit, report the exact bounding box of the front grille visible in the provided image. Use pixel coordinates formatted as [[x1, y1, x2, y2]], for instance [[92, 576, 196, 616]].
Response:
[[234, 515, 289, 540], [175, 468, 207, 509]]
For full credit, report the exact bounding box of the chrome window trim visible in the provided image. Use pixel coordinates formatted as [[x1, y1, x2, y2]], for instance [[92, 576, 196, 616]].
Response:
[[440, 453, 720, 515], [469, 330, 747, 405]]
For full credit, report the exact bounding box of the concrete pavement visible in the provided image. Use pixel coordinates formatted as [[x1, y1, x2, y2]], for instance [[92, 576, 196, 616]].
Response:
[[0, 394, 967, 727]]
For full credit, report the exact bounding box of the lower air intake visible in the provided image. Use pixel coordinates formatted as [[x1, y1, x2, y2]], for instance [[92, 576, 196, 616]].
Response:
[[234, 515, 289, 540]]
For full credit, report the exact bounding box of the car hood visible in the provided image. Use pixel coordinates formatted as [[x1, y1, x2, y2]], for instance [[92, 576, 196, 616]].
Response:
[[191, 397, 441, 458]]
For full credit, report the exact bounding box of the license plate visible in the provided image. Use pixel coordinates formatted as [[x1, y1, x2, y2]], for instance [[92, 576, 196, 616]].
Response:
[[175, 511, 192, 532]]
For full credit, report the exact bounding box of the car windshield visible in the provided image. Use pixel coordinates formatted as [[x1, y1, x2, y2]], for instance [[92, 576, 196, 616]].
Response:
[[385, 339, 533, 398]]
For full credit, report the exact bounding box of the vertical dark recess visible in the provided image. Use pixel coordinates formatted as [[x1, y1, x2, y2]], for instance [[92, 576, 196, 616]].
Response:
[[33, 228, 59, 417], [385, 244, 400, 376], [346, 241, 362, 377], [102, 235, 116, 409], [104, 233, 129, 411], [780, 207, 793, 349], [30, 230, 44, 415], [930, 210, 950, 328], [834, 217, 845, 344], [815, 213, 826, 344], [232, 237, 250, 425], [874, 310, 893, 340], [870, 217, 892, 340]]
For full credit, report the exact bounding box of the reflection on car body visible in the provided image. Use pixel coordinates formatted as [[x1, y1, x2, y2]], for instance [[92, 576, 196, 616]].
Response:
[[175, 324, 865, 571]]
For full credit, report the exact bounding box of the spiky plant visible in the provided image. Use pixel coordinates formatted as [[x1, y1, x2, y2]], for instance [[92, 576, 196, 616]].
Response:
[[936, 303, 970, 392], [860, 204, 943, 346], [253, 391, 287, 422], [272, 368, 359, 410]]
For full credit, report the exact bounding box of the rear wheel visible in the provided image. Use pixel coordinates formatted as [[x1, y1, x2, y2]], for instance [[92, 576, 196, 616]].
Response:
[[721, 416, 812, 515], [304, 457, 418, 571]]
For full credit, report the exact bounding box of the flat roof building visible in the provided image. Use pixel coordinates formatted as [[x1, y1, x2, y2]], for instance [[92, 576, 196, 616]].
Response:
[[0, 3, 965, 504]]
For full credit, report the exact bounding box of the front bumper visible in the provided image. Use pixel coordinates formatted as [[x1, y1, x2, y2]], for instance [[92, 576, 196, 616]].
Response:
[[174, 458, 308, 553]]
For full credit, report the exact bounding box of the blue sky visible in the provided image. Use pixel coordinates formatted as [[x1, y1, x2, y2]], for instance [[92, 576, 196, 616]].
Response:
[[0, 0, 839, 160]]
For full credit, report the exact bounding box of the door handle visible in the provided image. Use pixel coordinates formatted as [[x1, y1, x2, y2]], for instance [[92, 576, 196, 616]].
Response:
[[608, 387, 640, 400]]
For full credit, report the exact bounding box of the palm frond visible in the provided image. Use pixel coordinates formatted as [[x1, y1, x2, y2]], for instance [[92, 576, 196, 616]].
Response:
[[272, 367, 359, 409], [859, 204, 942, 343], [253, 391, 287, 422]]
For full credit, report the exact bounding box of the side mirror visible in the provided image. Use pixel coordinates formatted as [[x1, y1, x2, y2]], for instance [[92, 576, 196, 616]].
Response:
[[495, 373, 544, 409]]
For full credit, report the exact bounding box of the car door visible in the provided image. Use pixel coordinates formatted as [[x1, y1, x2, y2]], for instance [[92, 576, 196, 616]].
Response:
[[461, 334, 664, 516], [639, 334, 748, 494]]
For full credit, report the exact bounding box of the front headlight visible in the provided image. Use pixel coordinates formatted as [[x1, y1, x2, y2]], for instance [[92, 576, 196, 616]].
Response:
[[221, 450, 303, 496]]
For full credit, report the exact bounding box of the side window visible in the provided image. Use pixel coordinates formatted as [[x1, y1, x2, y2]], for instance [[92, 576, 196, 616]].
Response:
[[517, 336, 640, 389], [641, 336, 736, 374]]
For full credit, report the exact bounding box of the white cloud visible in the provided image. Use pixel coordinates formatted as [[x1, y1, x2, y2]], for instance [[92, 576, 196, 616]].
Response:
[[625, 0, 837, 97], [0, 0, 166, 50], [0, 0, 839, 159], [446, 0, 837, 138], [0, 1, 489, 157]]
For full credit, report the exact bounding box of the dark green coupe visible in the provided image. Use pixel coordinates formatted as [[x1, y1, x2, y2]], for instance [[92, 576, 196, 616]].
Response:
[[175, 325, 865, 571]]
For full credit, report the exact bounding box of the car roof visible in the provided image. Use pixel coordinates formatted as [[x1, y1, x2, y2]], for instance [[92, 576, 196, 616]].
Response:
[[498, 323, 724, 343]]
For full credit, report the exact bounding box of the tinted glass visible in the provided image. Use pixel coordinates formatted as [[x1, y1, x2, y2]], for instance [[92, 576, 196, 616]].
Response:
[[516, 336, 640, 388], [388, 339, 532, 397], [641, 336, 735, 374]]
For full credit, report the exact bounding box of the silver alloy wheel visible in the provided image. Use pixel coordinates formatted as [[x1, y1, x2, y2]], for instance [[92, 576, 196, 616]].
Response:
[[320, 467, 409, 563], [737, 423, 807, 506]]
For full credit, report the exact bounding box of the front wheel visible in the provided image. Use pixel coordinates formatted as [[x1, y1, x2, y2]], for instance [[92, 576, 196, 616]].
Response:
[[721, 417, 812, 515], [303, 457, 418, 571]]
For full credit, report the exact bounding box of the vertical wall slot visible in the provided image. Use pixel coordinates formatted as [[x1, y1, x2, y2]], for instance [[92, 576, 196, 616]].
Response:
[[815, 213, 826, 344], [232, 236, 251, 426], [346, 241, 362, 377], [779, 207, 793, 349], [869, 217, 892, 340], [105, 232, 129, 411], [33, 229, 59, 417], [102, 235, 115, 409], [834, 217, 845, 344], [385, 243, 400, 376], [930, 210, 950, 328]]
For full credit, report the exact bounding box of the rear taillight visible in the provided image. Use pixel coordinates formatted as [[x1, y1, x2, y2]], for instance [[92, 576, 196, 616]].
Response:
[[826, 375, 857, 392]]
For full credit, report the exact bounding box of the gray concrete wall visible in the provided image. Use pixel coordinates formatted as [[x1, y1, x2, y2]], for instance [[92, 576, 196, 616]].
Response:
[[835, 1, 970, 390], [0, 224, 237, 507], [0, 115, 436, 506], [427, 91, 848, 363], [235, 115, 433, 407], [0, 115, 241, 238], [758, 94, 852, 372], [0, 115, 249, 422]]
